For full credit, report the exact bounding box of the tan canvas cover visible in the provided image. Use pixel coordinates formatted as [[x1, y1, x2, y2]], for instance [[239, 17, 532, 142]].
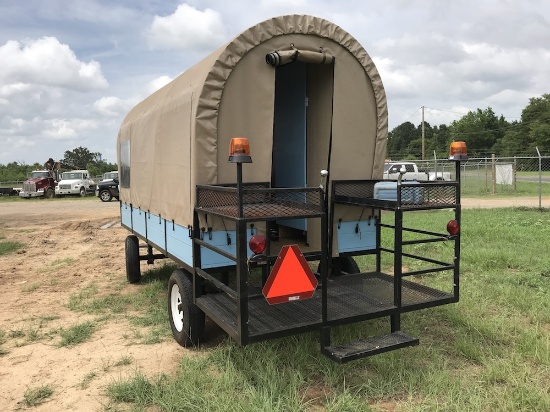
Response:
[[117, 14, 388, 228]]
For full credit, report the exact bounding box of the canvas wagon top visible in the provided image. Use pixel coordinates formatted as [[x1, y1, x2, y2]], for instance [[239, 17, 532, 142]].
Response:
[[117, 14, 388, 226]]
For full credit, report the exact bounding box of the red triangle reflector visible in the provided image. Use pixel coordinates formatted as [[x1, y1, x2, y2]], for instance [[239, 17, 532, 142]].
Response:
[[262, 245, 318, 305]]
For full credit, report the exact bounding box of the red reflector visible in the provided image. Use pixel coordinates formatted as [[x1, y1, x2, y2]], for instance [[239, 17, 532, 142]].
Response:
[[249, 234, 266, 254], [447, 220, 459, 235], [262, 245, 318, 305]]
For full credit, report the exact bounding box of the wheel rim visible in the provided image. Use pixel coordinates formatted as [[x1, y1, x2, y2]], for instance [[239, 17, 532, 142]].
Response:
[[100, 191, 110, 201], [170, 284, 184, 332]]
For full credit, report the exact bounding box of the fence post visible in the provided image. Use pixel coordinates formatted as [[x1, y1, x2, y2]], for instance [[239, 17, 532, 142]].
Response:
[[536, 147, 542, 209], [492, 154, 496, 195], [485, 157, 488, 192], [434, 150, 438, 179], [513, 156, 517, 192]]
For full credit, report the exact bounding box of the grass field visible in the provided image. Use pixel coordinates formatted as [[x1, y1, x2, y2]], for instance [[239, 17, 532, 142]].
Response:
[[0, 194, 95, 202], [516, 171, 550, 178], [96, 207, 550, 411], [461, 177, 549, 197]]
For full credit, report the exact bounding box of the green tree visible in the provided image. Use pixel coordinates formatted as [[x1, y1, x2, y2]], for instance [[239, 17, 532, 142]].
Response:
[[387, 121, 451, 159], [62, 146, 102, 169], [497, 95, 550, 156], [427, 124, 452, 158], [0, 162, 42, 182], [87, 161, 118, 177], [449, 108, 508, 157], [387, 121, 418, 159], [496, 121, 524, 156]]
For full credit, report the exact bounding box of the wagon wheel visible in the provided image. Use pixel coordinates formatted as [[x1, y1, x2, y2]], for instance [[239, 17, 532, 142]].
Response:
[[317, 256, 360, 278], [125, 235, 141, 283], [168, 269, 205, 346], [332, 256, 361, 277], [338, 256, 360, 275]]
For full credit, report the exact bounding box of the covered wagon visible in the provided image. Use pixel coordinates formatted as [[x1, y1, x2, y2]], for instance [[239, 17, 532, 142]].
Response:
[[118, 14, 465, 363]]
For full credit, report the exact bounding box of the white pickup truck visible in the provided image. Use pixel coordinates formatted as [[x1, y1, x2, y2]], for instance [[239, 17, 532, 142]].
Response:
[[383, 161, 451, 181], [55, 170, 96, 197]]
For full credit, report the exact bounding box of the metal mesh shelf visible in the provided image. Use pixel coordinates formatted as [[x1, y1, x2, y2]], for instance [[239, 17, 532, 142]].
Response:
[[197, 185, 324, 220], [332, 180, 458, 210]]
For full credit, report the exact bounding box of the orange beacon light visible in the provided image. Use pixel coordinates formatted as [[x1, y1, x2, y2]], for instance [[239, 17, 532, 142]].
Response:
[[449, 141, 468, 161], [228, 137, 252, 163]]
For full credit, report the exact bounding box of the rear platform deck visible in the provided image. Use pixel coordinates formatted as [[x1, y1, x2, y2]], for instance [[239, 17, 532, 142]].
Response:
[[197, 271, 454, 342]]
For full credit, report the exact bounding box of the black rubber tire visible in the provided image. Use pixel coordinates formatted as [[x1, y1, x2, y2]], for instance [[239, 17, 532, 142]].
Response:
[[339, 256, 360, 275], [168, 269, 205, 347], [79, 187, 86, 197], [329, 256, 361, 277], [125, 235, 141, 283], [45, 188, 54, 199], [99, 190, 113, 202]]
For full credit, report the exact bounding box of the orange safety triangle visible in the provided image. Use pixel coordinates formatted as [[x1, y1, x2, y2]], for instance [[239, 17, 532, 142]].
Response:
[[262, 245, 318, 305]]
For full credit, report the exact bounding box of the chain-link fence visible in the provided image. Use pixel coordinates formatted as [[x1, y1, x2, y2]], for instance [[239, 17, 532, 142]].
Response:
[[414, 151, 550, 209]]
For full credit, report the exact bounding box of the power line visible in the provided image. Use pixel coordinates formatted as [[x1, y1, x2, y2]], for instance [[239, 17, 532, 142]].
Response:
[[402, 107, 422, 123]]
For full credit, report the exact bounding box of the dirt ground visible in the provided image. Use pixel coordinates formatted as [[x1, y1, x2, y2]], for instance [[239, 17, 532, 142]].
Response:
[[0, 195, 548, 411], [461, 196, 550, 208], [0, 199, 185, 411]]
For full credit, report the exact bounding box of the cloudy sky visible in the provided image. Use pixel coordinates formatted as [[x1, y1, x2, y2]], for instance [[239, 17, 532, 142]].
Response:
[[1, 0, 549, 165]]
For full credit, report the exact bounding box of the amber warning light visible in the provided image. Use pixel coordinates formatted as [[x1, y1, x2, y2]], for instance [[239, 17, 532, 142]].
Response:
[[449, 141, 468, 161], [228, 137, 252, 163]]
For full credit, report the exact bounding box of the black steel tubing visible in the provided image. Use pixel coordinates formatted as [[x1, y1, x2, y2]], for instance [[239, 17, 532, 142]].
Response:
[[195, 267, 238, 300], [401, 237, 451, 246], [401, 265, 454, 277], [379, 222, 450, 239]]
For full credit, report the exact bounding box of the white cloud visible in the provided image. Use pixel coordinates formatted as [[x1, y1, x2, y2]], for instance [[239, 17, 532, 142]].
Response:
[[374, 57, 418, 98], [259, 0, 308, 6], [0, 82, 32, 97], [146, 76, 173, 95], [44, 119, 77, 140], [147, 4, 226, 50], [0, 35, 114, 164], [92, 76, 172, 119], [94, 96, 138, 117], [258, 0, 309, 13], [486, 89, 532, 111], [0, 37, 108, 91]]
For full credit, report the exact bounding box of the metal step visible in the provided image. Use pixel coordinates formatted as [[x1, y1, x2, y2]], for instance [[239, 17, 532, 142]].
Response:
[[323, 331, 419, 364]]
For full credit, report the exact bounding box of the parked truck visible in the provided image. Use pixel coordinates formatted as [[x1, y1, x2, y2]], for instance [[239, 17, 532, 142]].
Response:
[[99, 171, 118, 182], [0, 186, 21, 196], [118, 15, 467, 363], [19, 169, 57, 198], [384, 161, 452, 181], [55, 170, 96, 197]]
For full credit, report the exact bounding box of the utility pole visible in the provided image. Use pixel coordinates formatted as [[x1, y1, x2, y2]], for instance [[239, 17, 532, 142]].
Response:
[[421, 106, 425, 160]]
